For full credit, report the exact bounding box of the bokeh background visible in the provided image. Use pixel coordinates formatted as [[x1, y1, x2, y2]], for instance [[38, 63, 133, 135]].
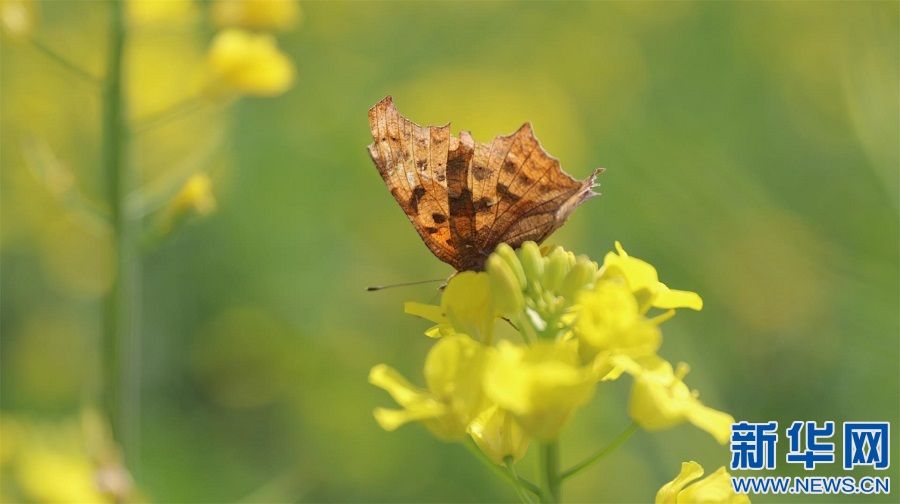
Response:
[[1, 1, 898, 502]]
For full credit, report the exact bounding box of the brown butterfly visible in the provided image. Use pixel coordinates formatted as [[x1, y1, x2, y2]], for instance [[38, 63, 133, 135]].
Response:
[[367, 96, 603, 271]]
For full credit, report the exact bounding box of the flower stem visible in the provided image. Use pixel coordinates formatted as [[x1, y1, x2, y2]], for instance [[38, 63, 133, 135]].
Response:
[[101, 0, 138, 472], [539, 442, 561, 503], [559, 422, 639, 481], [505, 458, 535, 504], [464, 439, 540, 498]]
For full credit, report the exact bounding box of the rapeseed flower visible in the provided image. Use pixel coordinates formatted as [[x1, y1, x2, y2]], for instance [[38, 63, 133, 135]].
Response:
[[372, 241, 737, 499], [483, 340, 596, 440], [620, 356, 734, 444], [657, 461, 750, 503], [575, 280, 662, 374], [172, 173, 217, 217], [600, 241, 702, 313], [370, 333, 488, 440], [207, 29, 295, 96]]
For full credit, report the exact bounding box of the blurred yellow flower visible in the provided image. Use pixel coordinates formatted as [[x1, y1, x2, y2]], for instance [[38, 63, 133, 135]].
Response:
[[467, 405, 530, 465], [1, 414, 122, 504], [621, 356, 734, 444], [483, 340, 596, 440], [657, 461, 750, 504], [207, 29, 295, 96], [370, 334, 488, 441], [212, 0, 300, 31], [172, 173, 217, 217], [600, 241, 702, 313], [0, 0, 36, 38]]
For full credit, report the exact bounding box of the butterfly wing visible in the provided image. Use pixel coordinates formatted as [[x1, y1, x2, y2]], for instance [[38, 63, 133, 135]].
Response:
[[475, 123, 603, 250], [368, 96, 602, 271], [367, 97, 464, 269]]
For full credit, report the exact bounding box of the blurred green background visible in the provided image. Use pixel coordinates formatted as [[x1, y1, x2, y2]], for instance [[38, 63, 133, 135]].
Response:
[[1, 1, 898, 502]]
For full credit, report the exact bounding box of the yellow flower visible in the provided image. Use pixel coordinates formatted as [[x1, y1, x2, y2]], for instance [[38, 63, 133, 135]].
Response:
[[621, 356, 734, 444], [483, 340, 596, 440], [657, 461, 750, 504], [405, 271, 497, 341], [575, 280, 661, 373], [1, 0, 36, 38], [212, 0, 300, 31], [600, 241, 702, 313], [207, 29, 295, 97], [172, 173, 217, 217], [467, 405, 530, 465], [4, 414, 129, 504], [369, 334, 488, 441], [154, 174, 217, 236]]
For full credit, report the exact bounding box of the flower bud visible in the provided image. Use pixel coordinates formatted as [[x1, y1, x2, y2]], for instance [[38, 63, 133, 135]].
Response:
[[467, 405, 530, 465], [486, 255, 524, 316], [518, 241, 544, 289], [493, 243, 526, 290], [559, 256, 597, 300], [542, 247, 570, 291]]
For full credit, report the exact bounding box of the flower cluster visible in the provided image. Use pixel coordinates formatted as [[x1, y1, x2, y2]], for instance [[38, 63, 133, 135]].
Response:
[[206, 0, 299, 97], [371, 241, 743, 502]]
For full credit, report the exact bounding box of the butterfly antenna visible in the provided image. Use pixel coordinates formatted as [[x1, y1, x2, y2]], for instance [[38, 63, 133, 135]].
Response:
[[366, 278, 447, 292]]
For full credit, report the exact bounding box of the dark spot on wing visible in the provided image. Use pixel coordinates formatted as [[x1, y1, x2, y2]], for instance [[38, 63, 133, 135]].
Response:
[[497, 183, 520, 203], [409, 186, 426, 213], [425, 226, 439, 234], [473, 164, 491, 181], [432, 213, 447, 224], [474, 197, 494, 213]]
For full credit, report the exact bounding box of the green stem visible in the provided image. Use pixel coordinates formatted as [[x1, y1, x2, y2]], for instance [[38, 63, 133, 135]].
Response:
[[101, 0, 138, 472], [505, 458, 534, 504], [559, 422, 639, 481], [539, 442, 561, 503], [464, 439, 540, 498]]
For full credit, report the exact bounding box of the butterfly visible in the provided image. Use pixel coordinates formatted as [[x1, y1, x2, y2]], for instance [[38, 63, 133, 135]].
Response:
[[367, 96, 603, 271]]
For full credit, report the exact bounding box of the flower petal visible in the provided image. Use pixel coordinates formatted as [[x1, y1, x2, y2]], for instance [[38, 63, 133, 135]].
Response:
[[404, 302, 446, 325], [373, 404, 445, 431], [656, 461, 704, 504], [369, 364, 428, 408], [677, 466, 750, 503], [686, 403, 735, 445], [654, 286, 703, 311]]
